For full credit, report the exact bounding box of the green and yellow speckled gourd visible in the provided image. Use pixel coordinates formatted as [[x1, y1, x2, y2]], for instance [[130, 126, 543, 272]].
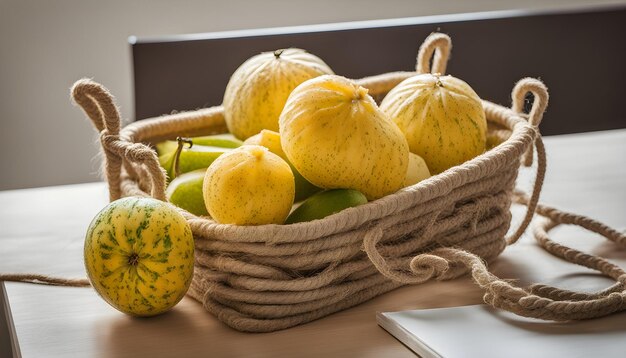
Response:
[[84, 197, 195, 316], [223, 48, 334, 140]]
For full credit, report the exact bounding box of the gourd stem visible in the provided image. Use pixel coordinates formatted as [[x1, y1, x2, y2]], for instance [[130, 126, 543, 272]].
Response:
[[128, 253, 139, 266], [434, 73, 444, 88], [173, 137, 193, 179]]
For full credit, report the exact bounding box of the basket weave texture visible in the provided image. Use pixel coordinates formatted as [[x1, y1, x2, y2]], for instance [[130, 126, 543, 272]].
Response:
[[69, 33, 626, 333]]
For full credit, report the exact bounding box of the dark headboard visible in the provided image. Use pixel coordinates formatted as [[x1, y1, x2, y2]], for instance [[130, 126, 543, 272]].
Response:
[[131, 6, 626, 135]]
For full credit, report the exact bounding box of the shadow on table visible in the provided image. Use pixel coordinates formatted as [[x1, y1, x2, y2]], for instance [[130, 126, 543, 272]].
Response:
[[486, 305, 626, 335], [100, 302, 254, 358], [99, 296, 404, 358]]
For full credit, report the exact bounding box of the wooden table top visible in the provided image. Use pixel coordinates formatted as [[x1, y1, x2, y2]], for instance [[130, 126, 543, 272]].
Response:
[[1, 129, 625, 357]]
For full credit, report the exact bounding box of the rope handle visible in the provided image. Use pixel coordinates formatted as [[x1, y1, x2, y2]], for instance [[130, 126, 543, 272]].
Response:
[[504, 78, 548, 245], [416, 32, 452, 75], [70, 79, 167, 201], [512, 78, 549, 167]]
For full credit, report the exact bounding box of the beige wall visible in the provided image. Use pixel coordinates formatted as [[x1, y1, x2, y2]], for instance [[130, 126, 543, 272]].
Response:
[[1, 0, 623, 190]]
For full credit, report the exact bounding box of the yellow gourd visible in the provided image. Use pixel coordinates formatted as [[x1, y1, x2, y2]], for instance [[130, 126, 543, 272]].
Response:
[[404, 152, 431, 187], [202, 145, 295, 225], [223, 48, 333, 140], [380, 73, 487, 174], [279, 75, 409, 200]]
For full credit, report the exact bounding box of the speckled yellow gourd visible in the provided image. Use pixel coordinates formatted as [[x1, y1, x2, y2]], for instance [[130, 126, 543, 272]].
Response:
[[244, 129, 321, 201], [202, 145, 295, 225], [223, 48, 334, 140], [279, 75, 409, 200], [380, 73, 487, 174], [84, 197, 194, 316]]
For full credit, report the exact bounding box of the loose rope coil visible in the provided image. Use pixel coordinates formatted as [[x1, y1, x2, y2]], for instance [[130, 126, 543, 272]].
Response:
[[2, 33, 624, 333]]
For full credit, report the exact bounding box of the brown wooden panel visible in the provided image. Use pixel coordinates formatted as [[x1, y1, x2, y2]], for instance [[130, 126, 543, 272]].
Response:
[[131, 6, 626, 135]]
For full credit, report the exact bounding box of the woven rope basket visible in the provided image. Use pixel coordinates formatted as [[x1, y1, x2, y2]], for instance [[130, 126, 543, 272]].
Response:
[[69, 33, 626, 332]]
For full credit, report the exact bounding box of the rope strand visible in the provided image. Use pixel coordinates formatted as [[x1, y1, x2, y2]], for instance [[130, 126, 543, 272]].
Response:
[[0, 273, 90, 287]]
